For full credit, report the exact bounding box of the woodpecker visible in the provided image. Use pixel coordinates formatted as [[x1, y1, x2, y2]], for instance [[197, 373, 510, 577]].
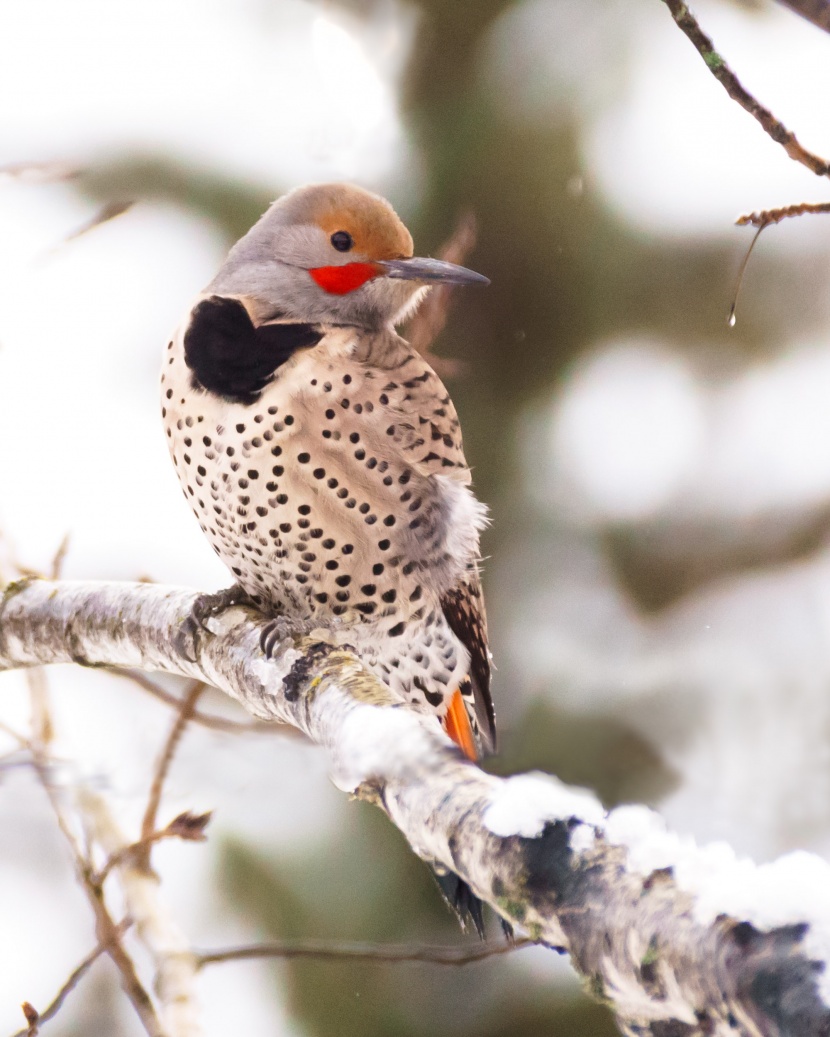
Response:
[[162, 183, 494, 769]]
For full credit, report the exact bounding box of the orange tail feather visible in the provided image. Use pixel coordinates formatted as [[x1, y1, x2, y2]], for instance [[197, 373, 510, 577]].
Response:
[[443, 687, 478, 761]]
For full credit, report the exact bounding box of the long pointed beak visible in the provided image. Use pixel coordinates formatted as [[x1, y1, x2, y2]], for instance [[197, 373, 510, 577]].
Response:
[[378, 256, 490, 286]]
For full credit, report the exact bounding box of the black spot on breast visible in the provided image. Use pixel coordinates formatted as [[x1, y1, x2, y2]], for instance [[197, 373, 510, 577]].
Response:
[[184, 296, 322, 404]]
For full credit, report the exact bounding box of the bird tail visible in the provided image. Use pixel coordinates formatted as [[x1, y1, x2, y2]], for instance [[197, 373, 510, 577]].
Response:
[[430, 865, 486, 938], [432, 684, 497, 937], [443, 684, 478, 761]]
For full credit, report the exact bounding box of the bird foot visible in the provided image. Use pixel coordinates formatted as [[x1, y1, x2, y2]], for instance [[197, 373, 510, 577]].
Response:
[[259, 616, 295, 659], [191, 584, 256, 628], [258, 615, 324, 659], [176, 584, 257, 662]]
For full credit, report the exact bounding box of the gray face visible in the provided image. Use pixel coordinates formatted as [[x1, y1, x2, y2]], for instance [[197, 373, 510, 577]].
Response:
[[205, 183, 488, 330], [208, 222, 421, 328]]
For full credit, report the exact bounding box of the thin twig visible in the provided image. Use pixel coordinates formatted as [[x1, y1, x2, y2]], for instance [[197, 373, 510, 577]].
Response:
[[97, 812, 212, 886], [111, 667, 304, 737], [0, 719, 27, 746], [406, 211, 478, 378], [728, 202, 830, 325], [10, 924, 131, 1037], [197, 937, 533, 969], [26, 669, 53, 748], [0, 160, 81, 183], [137, 680, 205, 870], [25, 691, 163, 1037], [48, 535, 70, 582], [661, 0, 830, 177], [77, 788, 201, 1037], [736, 201, 830, 227], [95, 827, 180, 887], [18, 1004, 37, 1037], [39, 203, 135, 263]]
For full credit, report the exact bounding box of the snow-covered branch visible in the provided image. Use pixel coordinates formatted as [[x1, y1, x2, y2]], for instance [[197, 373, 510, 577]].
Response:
[[3, 578, 830, 1036]]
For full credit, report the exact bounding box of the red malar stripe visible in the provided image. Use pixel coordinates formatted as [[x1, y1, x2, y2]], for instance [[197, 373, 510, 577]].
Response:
[[309, 262, 381, 295]]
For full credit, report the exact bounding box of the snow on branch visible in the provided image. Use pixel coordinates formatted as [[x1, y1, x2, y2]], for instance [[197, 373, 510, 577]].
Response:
[[3, 578, 830, 1036]]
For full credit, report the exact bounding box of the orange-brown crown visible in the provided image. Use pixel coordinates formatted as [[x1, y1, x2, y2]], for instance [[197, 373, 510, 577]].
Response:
[[285, 183, 414, 261]]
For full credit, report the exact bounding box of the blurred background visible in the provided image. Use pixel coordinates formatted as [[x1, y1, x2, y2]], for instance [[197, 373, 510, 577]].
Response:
[[3, 0, 830, 1032]]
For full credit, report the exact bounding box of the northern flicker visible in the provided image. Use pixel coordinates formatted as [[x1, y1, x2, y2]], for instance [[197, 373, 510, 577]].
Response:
[[163, 183, 496, 930], [162, 182, 494, 770]]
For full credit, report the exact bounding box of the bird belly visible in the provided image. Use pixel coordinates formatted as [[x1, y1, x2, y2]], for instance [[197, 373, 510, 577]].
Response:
[[162, 343, 475, 632]]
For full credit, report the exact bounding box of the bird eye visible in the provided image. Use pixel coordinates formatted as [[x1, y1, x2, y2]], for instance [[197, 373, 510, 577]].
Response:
[[330, 231, 353, 253]]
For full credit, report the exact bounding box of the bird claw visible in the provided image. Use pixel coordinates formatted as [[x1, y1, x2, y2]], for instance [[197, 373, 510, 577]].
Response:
[[259, 617, 294, 660], [258, 615, 330, 660], [176, 584, 256, 663], [191, 584, 256, 631]]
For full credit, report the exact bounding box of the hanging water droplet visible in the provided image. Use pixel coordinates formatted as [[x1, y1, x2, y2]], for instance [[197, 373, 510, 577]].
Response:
[[729, 223, 767, 330]]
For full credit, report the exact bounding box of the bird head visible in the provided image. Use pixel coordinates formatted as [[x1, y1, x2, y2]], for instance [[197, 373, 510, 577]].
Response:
[[208, 183, 489, 329]]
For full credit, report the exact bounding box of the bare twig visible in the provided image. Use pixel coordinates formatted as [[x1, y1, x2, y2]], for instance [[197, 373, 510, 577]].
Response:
[[661, 0, 830, 177], [19, 1003, 38, 1037], [78, 787, 200, 1037], [736, 201, 830, 227], [0, 161, 81, 183], [22, 662, 163, 1036], [136, 680, 205, 871], [407, 211, 478, 378], [28, 755, 163, 1037], [10, 924, 131, 1037], [112, 667, 304, 737], [48, 536, 70, 582], [26, 669, 53, 748], [42, 202, 135, 259], [0, 718, 27, 746], [197, 937, 532, 969], [97, 811, 212, 886], [729, 202, 830, 325]]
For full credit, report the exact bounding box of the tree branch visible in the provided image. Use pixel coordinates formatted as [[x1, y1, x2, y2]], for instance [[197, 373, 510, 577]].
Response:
[[137, 680, 205, 871], [77, 786, 201, 1037], [661, 0, 830, 177], [196, 938, 531, 969], [111, 667, 303, 737], [11, 924, 131, 1037], [3, 578, 830, 1035], [777, 0, 830, 35]]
